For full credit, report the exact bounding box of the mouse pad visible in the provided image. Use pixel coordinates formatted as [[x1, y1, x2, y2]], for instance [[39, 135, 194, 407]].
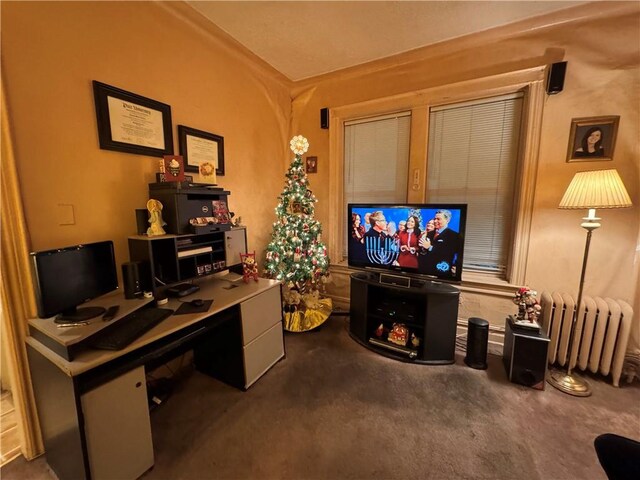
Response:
[[174, 300, 213, 315]]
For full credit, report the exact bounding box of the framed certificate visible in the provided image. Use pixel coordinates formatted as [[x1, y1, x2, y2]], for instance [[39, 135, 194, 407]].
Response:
[[93, 81, 174, 157], [178, 125, 225, 176]]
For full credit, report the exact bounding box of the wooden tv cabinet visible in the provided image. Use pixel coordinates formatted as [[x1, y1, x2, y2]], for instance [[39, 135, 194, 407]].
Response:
[[349, 271, 459, 364]]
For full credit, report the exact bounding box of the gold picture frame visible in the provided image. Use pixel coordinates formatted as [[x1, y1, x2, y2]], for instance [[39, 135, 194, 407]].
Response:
[[566, 115, 619, 162]]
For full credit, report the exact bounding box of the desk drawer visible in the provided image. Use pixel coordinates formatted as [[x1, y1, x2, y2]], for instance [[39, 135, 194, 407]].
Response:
[[241, 286, 282, 345], [243, 322, 284, 388]]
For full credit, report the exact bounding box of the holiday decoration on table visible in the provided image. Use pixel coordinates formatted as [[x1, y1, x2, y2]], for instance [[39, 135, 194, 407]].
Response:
[[263, 135, 332, 332], [512, 286, 542, 329], [240, 251, 259, 283]]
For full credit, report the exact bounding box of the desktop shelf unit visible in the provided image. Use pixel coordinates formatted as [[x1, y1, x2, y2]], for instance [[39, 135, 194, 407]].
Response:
[[349, 271, 459, 364], [128, 227, 247, 294]]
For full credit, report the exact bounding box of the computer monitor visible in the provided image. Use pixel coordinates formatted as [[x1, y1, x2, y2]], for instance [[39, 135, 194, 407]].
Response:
[[30, 240, 118, 322]]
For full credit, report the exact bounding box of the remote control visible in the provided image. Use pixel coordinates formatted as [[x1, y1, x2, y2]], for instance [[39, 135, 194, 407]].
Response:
[[102, 305, 120, 321]]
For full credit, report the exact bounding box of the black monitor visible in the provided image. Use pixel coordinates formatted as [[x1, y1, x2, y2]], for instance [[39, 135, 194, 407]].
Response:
[[30, 240, 118, 322]]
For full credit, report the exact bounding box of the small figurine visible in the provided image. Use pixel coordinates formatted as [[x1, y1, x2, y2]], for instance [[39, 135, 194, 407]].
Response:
[[513, 287, 541, 324], [388, 323, 409, 346], [240, 251, 259, 283], [410, 333, 421, 348], [146, 199, 166, 236], [375, 323, 384, 338]]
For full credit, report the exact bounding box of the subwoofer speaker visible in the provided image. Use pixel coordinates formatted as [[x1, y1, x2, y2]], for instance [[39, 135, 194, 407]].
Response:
[[122, 261, 143, 299], [503, 319, 550, 390], [465, 317, 489, 370], [320, 108, 329, 129], [547, 61, 567, 95]]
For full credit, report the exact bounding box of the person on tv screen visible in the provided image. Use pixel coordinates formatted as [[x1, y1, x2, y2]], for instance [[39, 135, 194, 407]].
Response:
[[349, 212, 366, 262], [364, 211, 390, 240], [574, 127, 605, 158], [418, 209, 460, 276], [397, 215, 421, 268]]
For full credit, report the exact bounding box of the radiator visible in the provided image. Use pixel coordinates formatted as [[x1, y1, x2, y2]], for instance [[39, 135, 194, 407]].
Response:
[[540, 291, 634, 387]]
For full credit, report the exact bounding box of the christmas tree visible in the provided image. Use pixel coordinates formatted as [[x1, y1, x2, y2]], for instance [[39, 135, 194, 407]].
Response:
[[264, 135, 330, 298]]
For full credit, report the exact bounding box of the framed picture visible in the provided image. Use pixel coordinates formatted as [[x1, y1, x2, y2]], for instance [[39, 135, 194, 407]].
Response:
[[566, 116, 619, 162], [306, 156, 318, 173], [93, 81, 173, 157], [178, 125, 225, 176]]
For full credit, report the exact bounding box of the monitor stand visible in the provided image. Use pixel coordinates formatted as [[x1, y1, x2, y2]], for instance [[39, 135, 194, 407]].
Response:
[[55, 306, 106, 323]]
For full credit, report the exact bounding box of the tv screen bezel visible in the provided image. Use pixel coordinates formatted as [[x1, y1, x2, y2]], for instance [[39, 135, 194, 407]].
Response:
[[30, 240, 119, 320], [347, 203, 467, 283]]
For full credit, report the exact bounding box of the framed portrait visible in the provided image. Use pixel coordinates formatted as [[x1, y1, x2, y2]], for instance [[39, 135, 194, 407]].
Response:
[[93, 81, 173, 157], [306, 156, 318, 173], [566, 116, 619, 162], [178, 125, 225, 176]]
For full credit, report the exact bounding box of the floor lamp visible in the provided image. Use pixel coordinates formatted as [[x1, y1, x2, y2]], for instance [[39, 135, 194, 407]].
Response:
[[547, 169, 632, 396]]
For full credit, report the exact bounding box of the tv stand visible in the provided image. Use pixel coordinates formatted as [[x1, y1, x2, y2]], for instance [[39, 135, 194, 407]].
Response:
[[349, 271, 459, 364]]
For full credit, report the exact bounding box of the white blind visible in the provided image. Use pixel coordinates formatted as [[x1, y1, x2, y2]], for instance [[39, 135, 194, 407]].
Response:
[[427, 94, 524, 273], [343, 113, 411, 256]]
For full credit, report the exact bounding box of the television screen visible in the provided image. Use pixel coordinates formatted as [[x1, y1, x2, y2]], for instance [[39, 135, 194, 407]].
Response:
[[30, 240, 118, 321], [348, 204, 467, 282]]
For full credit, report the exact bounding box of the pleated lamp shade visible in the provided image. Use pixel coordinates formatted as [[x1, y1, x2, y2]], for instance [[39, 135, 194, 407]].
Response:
[[559, 169, 632, 209]]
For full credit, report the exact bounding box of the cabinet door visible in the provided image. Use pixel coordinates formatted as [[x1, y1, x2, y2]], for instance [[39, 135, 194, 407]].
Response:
[[225, 228, 247, 267], [240, 286, 282, 345], [243, 322, 284, 388], [80, 366, 153, 480]]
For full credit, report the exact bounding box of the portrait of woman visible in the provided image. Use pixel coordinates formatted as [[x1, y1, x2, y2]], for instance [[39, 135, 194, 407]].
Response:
[[574, 127, 604, 158], [567, 116, 619, 162]]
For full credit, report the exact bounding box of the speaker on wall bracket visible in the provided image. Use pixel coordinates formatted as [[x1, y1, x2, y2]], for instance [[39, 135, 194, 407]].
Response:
[[546, 61, 567, 95], [320, 107, 329, 129]]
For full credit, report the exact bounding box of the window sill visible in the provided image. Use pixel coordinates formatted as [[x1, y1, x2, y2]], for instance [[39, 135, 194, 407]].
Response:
[[330, 261, 517, 297]]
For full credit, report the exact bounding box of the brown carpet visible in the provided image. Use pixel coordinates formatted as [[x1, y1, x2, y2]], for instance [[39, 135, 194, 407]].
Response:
[[3, 316, 639, 479]]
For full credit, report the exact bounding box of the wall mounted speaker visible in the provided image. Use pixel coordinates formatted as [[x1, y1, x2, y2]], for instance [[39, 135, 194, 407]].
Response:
[[465, 317, 489, 370], [122, 261, 143, 299], [547, 61, 567, 95], [320, 108, 329, 129]]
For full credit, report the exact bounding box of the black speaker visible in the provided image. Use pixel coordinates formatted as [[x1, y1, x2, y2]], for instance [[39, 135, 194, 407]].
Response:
[[464, 317, 489, 369], [320, 107, 329, 129], [546, 61, 567, 95], [135, 209, 148, 235], [122, 261, 143, 299], [503, 317, 550, 390]]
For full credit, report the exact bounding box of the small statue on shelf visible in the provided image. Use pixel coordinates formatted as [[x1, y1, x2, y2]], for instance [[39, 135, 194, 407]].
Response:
[[146, 199, 166, 236]]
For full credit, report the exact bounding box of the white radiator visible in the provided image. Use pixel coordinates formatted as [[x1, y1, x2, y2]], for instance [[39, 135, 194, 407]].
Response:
[[540, 291, 634, 387]]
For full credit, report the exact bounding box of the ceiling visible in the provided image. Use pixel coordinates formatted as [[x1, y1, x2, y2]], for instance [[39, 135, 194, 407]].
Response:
[[186, 1, 588, 81]]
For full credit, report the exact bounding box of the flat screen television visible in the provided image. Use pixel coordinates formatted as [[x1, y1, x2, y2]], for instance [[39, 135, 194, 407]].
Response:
[[30, 240, 118, 322], [348, 203, 467, 283]]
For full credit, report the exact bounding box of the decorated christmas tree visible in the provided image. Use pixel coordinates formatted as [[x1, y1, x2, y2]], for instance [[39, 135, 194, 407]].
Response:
[[264, 135, 331, 331]]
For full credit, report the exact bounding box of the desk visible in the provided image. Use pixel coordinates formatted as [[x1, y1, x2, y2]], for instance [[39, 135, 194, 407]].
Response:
[[27, 276, 284, 480]]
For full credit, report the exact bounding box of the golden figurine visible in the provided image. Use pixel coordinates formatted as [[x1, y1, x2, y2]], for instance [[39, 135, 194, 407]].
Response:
[[146, 199, 166, 236]]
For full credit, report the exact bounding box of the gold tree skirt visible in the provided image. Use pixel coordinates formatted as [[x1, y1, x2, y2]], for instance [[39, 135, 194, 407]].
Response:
[[284, 297, 333, 332]]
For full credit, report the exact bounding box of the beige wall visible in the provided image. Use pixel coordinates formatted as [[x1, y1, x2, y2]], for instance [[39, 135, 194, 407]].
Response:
[[289, 2, 640, 327], [1, 1, 291, 283]]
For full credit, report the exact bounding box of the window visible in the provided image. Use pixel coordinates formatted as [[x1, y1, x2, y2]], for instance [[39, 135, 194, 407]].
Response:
[[343, 113, 411, 254], [426, 93, 524, 275]]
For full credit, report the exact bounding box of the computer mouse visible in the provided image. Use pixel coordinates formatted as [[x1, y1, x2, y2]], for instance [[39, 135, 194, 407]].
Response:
[[190, 299, 205, 308]]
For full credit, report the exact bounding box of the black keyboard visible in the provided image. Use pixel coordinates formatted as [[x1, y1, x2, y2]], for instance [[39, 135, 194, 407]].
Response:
[[91, 308, 173, 350]]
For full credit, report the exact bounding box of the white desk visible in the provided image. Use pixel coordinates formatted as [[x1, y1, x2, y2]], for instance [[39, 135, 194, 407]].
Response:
[[27, 276, 284, 480]]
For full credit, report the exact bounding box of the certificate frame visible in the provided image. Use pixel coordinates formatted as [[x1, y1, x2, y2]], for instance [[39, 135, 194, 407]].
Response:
[[178, 125, 225, 176], [93, 81, 174, 157]]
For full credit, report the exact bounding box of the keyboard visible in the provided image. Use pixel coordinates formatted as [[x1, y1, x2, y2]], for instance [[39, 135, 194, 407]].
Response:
[[91, 307, 174, 350]]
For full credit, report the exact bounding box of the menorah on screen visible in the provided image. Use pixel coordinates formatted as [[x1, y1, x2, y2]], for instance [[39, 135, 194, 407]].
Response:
[[365, 236, 399, 265]]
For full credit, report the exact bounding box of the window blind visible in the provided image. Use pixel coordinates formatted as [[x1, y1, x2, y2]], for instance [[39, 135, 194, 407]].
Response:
[[343, 113, 411, 255], [427, 93, 524, 273]]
